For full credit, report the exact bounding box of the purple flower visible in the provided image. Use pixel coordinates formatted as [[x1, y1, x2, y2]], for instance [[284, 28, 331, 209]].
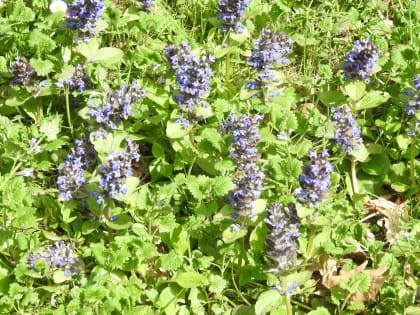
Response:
[[265, 203, 300, 273], [28, 241, 84, 277], [331, 105, 362, 154], [222, 114, 264, 217], [88, 81, 146, 137], [67, 0, 105, 37], [218, 0, 252, 33], [165, 41, 214, 125], [295, 150, 333, 206], [247, 29, 293, 97], [56, 64, 92, 92], [405, 75, 420, 136], [137, 0, 153, 11], [11, 57, 36, 86], [343, 38, 379, 83], [97, 139, 139, 203], [57, 138, 96, 201]]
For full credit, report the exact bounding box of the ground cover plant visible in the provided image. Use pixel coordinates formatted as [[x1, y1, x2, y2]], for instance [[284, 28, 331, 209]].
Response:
[[0, 0, 419, 314]]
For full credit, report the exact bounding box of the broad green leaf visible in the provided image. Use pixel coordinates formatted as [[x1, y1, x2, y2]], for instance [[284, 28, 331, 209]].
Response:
[[166, 120, 192, 139], [344, 81, 366, 101], [5, 89, 32, 107], [318, 90, 347, 107], [307, 307, 331, 315], [170, 225, 190, 255], [229, 27, 250, 43], [250, 221, 267, 251], [92, 47, 124, 67], [208, 275, 227, 294], [76, 39, 100, 59], [29, 58, 54, 76], [159, 251, 184, 271], [352, 143, 369, 162], [173, 272, 209, 288], [361, 154, 390, 176], [105, 214, 132, 230], [212, 176, 234, 196], [40, 115, 61, 140], [348, 301, 365, 311], [92, 132, 127, 155], [349, 271, 371, 293], [53, 270, 70, 284], [222, 226, 248, 243], [255, 290, 283, 315], [355, 91, 390, 111], [0, 57, 7, 72], [232, 305, 255, 315]]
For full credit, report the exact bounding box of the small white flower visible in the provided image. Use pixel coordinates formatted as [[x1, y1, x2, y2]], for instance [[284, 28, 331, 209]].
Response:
[[16, 168, 35, 178], [49, 0, 67, 14]]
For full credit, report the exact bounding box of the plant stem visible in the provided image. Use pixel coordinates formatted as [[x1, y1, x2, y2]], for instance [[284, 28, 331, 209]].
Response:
[[409, 139, 416, 187], [285, 295, 293, 315], [305, 223, 315, 262], [64, 85, 73, 136], [350, 155, 359, 194]]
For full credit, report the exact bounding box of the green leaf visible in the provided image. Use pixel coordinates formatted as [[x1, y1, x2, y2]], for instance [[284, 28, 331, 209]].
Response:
[[40, 115, 61, 140], [92, 47, 124, 67], [53, 270, 70, 284], [307, 307, 331, 315], [255, 290, 283, 315], [348, 301, 365, 311], [349, 271, 371, 293], [212, 176, 234, 196], [105, 214, 132, 230], [222, 226, 248, 243], [352, 143, 369, 162], [170, 225, 190, 255], [29, 58, 54, 76], [250, 221, 267, 251], [361, 154, 390, 176], [159, 251, 184, 271], [208, 275, 227, 294], [173, 272, 209, 288], [318, 91, 347, 107], [344, 81, 366, 101], [229, 27, 250, 43], [76, 39, 100, 59], [28, 29, 56, 53], [166, 120, 192, 139], [355, 91, 390, 111], [232, 305, 255, 315]]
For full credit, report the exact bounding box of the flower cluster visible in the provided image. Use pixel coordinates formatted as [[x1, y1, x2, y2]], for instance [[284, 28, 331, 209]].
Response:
[[165, 41, 214, 126], [67, 0, 105, 37], [57, 138, 96, 201], [218, 0, 252, 33], [265, 203, 300, 273], [331, 105, 362, 154], [88, 81, 146, 137], [56, 64, 92, 92], [343, 38, 379, 83], [247, 29, 293, 93], [137, 0, 154, 11], [405, 75, 420, 135], [97, 139, 140, 204], [28, 241, 84, 277], [295, 150, 333, 206], [11, 56, 36, 86], [222, 114, 264, 217]]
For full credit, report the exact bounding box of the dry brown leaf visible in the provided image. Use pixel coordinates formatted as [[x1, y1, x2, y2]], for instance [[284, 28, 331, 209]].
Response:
[[352, 265, 387, 302], [364, 197, 408, 244], [320, 254, 387, 302]]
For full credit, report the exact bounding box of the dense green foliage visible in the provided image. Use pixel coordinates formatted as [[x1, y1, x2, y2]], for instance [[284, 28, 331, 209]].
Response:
[[0, 0, 419, 314]]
